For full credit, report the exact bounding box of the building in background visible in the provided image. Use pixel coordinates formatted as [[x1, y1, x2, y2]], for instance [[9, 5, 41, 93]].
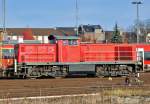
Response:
[[0, 26, 147, 44], [105, 31, 138, 43], [1, 28, 76, 43], [146, 33, 150, 43], [78, 25, 105, 43]]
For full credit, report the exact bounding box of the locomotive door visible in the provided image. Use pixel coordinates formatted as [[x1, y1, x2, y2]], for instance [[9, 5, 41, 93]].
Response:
[[137, 48, 144, 71]]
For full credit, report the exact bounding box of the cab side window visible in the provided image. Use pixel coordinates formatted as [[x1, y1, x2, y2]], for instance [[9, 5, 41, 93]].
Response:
[[2, 49, 14, 59], [144, 52, 150, 60], [68, 40, 78, 46]]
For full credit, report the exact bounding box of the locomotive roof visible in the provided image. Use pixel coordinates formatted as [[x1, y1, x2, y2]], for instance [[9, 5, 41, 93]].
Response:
[[50, 35, 79, 40]]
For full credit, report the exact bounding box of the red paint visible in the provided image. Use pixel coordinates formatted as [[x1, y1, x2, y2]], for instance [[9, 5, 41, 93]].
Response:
[[16, 44, 56, 63], [80, 44, 115, 62], [23, 28, 35, 40]]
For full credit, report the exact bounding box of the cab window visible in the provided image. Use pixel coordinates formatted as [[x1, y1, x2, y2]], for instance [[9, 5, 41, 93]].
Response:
[[68, 40, 78, 46], [2, 49, 14, 59], [144, 52, 150, 60], [63, 40, 68, 45]]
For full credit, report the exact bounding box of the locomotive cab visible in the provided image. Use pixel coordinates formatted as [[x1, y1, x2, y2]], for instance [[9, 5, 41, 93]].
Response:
[[54, 35, 80, 62], [48, 34, 80, 62]]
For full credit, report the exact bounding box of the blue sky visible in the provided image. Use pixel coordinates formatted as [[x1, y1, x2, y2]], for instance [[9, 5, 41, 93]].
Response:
[[0, 0, 149, 30]]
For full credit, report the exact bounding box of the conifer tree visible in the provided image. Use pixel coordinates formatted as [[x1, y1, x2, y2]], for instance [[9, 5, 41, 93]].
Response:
[[111, 23, 122, 43]]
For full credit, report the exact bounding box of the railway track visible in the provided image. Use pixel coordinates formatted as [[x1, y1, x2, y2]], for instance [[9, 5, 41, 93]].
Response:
[[0, 72, 149, 98], [0, 84, 150, 99]]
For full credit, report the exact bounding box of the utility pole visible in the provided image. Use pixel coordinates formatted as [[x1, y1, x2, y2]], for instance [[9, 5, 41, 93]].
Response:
[[75, 0, 79, 36], [2, 0, 6, 33], [0, 0, 6, 69], [132, 1, 142, 43]]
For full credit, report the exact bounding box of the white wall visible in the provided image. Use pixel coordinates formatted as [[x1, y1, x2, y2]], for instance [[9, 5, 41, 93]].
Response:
[[44, 36, 48, 43], [12, 36, 17, 40], [18, 36, 23, 43], [38, 36, 43, 42]]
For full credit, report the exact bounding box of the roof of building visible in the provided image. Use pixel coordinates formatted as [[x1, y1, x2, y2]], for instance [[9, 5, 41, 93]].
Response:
[[52, 35, 79, 40], [1, 28, 76, 36], [79, 25, 102, 32]]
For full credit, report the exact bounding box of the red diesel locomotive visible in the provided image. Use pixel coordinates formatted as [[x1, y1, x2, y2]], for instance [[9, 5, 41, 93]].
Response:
[[11, 35, 141, 78], [1, 35, 150, 78]]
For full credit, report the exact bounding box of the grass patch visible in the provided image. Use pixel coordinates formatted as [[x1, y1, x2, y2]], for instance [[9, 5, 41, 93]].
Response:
[[104, 88, 150, 96]]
